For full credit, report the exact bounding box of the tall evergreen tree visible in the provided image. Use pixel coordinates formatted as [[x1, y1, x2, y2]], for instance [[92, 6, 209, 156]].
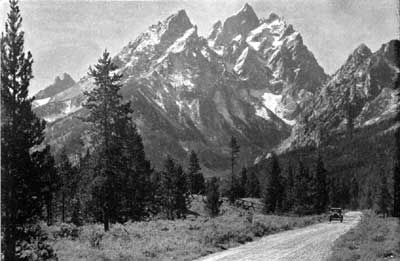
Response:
[[239, 167, 248, 198], [174, 166, 191, 218], [293, 161, 313, 215], [393, 129, 400, 217], [376, 170, 391, 217], [228, 136, 240, 203], [120, 123, 154, 221], [263, 153, 283, 213], [31, 145, 59, 225], [158, 156, 176, 219], [349, 175, 359, 210], [56, 148, 75, 223], [282, 164, 295, 211], [1, 1, 47, 258], [245, 171, 260, 198], [392, 38, 400, 217], [158, 156, 191, 220], [187, 151, 205, 195], [311, 155, 329, 214], [83, 50, 133, 231], [204, 177, 222, 217], [229, 136, 240, 177]]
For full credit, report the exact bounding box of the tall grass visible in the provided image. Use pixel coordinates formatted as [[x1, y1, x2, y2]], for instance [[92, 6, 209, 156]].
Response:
[[329, 210, 400, 261], [45, 201, 326, 261]]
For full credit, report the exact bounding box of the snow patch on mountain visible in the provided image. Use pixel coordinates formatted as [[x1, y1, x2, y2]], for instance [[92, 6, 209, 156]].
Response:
[[33, 97, 51, 107], [234, 47, 249, 73], [167, 27, 197, 54], [255, 106, 270, 120], [169, 73, 195, 90]]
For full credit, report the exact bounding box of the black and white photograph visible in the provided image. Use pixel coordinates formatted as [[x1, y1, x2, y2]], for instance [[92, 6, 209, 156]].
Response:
[[1, 0, 399, 260]]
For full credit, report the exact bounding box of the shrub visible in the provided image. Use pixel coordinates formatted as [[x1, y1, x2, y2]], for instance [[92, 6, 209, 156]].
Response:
[[56, 223, 80, 239], [15, 224, 57, 261]]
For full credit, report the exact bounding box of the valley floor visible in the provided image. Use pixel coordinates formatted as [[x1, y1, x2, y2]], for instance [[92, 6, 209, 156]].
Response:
[[44, 200, 327, 261]]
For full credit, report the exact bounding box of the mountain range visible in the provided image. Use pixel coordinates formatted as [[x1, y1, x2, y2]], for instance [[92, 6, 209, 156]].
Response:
[[32, 4, 399, 175]]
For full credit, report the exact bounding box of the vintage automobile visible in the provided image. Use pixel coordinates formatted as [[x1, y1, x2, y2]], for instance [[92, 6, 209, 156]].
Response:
[[329, 207, 343, 222]]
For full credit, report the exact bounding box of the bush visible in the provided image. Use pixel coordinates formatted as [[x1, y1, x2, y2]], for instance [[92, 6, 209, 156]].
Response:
[[53, 223, 80, 239], [15, 224, 58, 261]]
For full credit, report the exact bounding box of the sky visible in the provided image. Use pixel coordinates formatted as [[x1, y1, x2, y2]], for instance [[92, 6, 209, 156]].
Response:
[[0, 0, 398, 95]]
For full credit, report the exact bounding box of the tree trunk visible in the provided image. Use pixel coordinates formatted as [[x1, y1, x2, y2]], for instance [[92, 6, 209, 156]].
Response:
[[47, 195, 53, 225], [4, 176, 17, 261], [103, 207, 109, 231], [4, 219, 16, 261], [62, 191, 65, 223]]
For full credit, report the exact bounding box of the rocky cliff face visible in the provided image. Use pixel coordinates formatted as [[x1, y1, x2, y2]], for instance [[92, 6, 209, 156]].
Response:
[[33, 4, 397, 173], [286, 40, 399, 150]]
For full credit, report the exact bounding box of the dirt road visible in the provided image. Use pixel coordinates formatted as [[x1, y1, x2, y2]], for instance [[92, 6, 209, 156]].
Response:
[[197, 211, 362, 261]]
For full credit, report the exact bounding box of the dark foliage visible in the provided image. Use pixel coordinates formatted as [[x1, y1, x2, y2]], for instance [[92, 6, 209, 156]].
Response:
[[204, 177, 222, 217], [187, 151, 205, 195], [1, 1, 55, 259], [228, 136, 241, 203], [245, 170, 260, 198], [263, 153, 284, 214], [158, 156, 191, 220]]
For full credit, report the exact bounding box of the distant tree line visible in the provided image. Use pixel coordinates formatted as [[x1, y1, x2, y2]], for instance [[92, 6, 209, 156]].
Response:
[[249, 122, 400, 217]]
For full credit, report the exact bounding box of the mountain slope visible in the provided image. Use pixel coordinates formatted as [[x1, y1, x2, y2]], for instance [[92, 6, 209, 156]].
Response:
[[34, 4, 332, 173], [287, 40, 399, 149]]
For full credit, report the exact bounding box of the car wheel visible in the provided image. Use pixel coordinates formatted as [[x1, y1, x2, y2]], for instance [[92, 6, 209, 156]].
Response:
[[340, 218, 343, 223]]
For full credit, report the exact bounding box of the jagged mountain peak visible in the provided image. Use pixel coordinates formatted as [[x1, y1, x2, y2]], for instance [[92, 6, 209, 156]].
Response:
[[378, 39, 400, 64], [161, 26, 199, 55], [55, 73, 74, 83], [164, 9, 192, 31], [239, 3, 256, 16], [210, 3, 259, 46], [113, 9, 194, 76], [265, 12, 280, 23], [35, 73, 76, 100], [352, 43, 372, 57]]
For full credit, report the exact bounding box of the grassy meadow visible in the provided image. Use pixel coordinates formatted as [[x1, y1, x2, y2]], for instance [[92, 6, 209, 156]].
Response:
[[43, 198, 327, 261], [329, 210, 400, 261]]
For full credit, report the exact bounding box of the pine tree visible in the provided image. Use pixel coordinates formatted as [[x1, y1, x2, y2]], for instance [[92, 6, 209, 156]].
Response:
[[293, 161, 313, 215], [158, 156, 190, 220], [228, 174, 242, 203], [71, 197, 83, 226], [394, 39, 400, 217], [263, 153, 283, 213], [229, 136, 240, 177], [1, 1, 47, 258], [228, 136, 240, 203], [245, 171, 260, 198], [187, 151, 205, 195], [393, 129, 400, 217], [159, 156, 176, 219], [56, 148, 75, 223], [282, 164, 295, 211], [311, 155, 329, 214], [239, 167, 247, 198], [349, 176, 359, 210], [175, 166, 190, 218], [120, 123, 154, 221], [83, 50, 133, 231], [376, 170, 391, 217], [75, 149, 95, 222], [204, 177, 222, 217], [31, 145, 59, 225]]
